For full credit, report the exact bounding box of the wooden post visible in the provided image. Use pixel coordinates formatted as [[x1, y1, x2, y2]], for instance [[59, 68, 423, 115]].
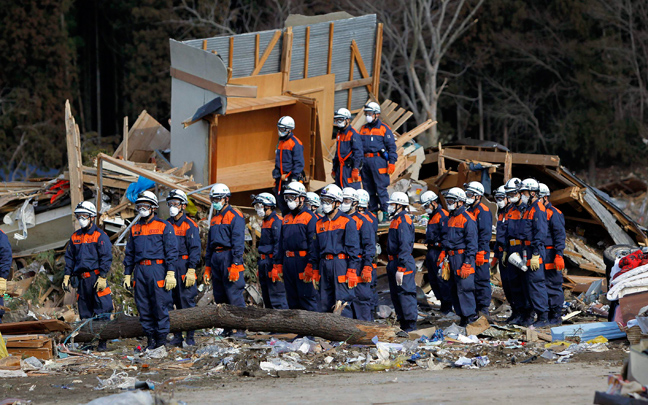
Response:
[[437, 142, 446, 174], [96, 155, 103, 222], [65, 100, 84, 230], [122, 116, 129, 160], [304, 26, 310, 79], [228, 36, 234, 81], [202, 39, 207, 50], [254, 34, 260, 70], [504, 151, 513, 182], [327, 22, 334, 75], [347, 50, 355, 110], [207, 115, 218, 184], [280, 27, 293, 93], [371, 23, 383, 97]]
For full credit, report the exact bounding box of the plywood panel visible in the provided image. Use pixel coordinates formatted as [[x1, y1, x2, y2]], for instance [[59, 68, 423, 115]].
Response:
[[216, 160, 276, 192], [229, 73, 283, 98]]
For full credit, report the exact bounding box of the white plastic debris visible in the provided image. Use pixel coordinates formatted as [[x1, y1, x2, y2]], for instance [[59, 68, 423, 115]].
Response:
[[143, 345, 167, 359], [84, 390, 153, 405], [260, 357, 306, 371], [96, 371, 137, 390]]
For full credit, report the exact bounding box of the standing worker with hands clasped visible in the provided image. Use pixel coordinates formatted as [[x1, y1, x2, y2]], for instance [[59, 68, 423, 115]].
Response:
[[386, 191, 417, 332], [0, 227, 11, 323], [332, 108, 363, 190], [166, 189, 201, 347], [273, 116, 305, 214], [63, 201, 113, 351], [123, 191, 178, 350]]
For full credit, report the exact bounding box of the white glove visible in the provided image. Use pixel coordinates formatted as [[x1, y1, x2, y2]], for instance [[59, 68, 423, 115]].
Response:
[[395, 271, 404, 286]]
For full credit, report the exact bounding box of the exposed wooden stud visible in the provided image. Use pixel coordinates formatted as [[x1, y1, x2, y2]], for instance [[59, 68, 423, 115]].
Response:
[[250, 30, 282, 76], [202, 39, 207, 50], [504, 152, 512, 181], [228, 36, 234, 81], [392, 111, 413, 132], [304, 26, 310, 79], [371, 23, 383, 97], [254, 34, 260, 69], [327, 23, 334, 74], [122, 116, 129, 160], [280, 27, 293, 93], [350, 40, 372, 93], [334, 77, 373, 91], [347, 50, 355, 110], [170, 68, 257, 97], [65, 100, 83, 230], [438, 142, 446, 173]]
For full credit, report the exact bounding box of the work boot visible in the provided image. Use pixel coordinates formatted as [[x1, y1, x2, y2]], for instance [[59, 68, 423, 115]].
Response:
[[532, 313, 551, 329], [169, 333, 184, 347], [548, 316, 562, 327], [400, 320, 417, 333], [519, 314, 535, 327], [506, 311, 520, 324], [185, 331, 196, 346], [145, 335, 156, 351], [96, 340, 108, 352], [155, 333, 169, 348]]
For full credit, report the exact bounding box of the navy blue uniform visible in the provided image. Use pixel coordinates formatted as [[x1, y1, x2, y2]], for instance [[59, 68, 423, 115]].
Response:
[[0, 231, 13, 322], [359, 119, 397, 211], [495, 205, 515, 311], [443, 206, 478, 322], [360, 210, 379, 310], [168, 214, 201, 310], [467, 202, 493, 314], [273, 134, 305, 213], [205, 205, 246, 307], [544, 202, 566, 319], [351, 211, 376, 321], [124, 215, 178, 338], [332, 126, 363, 190], [521, 200, 549, 319], [314, 210, 361, 318], [387, 211, 417, 330], [504, 203, 527, 316], [258, 212, 288, 309], [425, 206, 453, 314]]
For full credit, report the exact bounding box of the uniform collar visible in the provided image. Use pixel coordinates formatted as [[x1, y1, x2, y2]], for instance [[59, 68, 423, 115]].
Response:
[[451, 205, 467, 216], [544, 201, 553, 209], [79, 223, 97, 235], [264, 211, 278, 222], [366, 118, 381, 128], [168, 213, 186, 224], [139, 214, 159, 224], [326, 209, 344, 221], [280, 134, 294, 143]]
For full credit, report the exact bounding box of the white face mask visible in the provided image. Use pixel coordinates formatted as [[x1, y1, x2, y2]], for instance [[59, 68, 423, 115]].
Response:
[[138, 207, 151, 218], [278, 130, 289, 138], [365, 114, 374, 123], [520, 194, 530, 205], [447, 203, 456, 211], [497, 200, 507, 209], [322, 203, 334, 214], [509, 195, 520, 204], [425, 207, 433, 214], [465, 198, 475, 206], [387, 204, 396, 214], [335, 120, 347, 129], [78, 218, 91, 228], [340, 202, 352, 213], [169, 206, 181, 217], [287, 200, 299, 211], [256, 208, 266, 218]]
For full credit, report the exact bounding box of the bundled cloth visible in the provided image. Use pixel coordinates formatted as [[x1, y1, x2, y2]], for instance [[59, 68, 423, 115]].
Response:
[[607, 259, 648, 301]]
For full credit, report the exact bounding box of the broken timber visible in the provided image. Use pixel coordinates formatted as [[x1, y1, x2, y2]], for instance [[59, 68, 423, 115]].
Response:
[[72, 304, 400, 345]]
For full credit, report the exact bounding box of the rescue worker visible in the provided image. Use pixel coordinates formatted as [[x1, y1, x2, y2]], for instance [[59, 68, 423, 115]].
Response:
[[539, 183, 565, 326], [0, 228, 11, 323], [123, 191, 178, 350], [306, 192, 322, 220], [313, 184, 360, 318], [62, 201, 113, 351], [276, 182, 319, 312], [253, 193, 288, 310], [385, 191, 417, 331], [332, 108, 363, 190], [356, 189, 379, 312], [420, 191, 453, 315], [493, 186, 514, 315], [359, 102, 397, 217], [443, 187, 479, 327], [503, 177, 527, 325], [341, 188, 376, 321], [272, 116, 304, 214], [464, 181, 493, 317], [166, 190, 201, 347], [519, 178, 550, 327]]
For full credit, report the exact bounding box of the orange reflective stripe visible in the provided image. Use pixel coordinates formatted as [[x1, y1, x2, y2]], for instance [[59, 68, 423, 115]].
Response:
[[132, 220, 166, 236], [378, 167, 388, 174], [181, 274, 186, 281], [71, 231, 101, 244], [157, 280, 165, 288], [97, 287, 111, 297], [545, 263, 556, 270], [181, 255, 189, 259], [325, 253, 347, 260], [338, 275, 347, 283], [448, 249, 465, 256], [403, 271, 413, 275], [173, 221, 191, 236], [286, 250, 307, 257], [298, 272, 306, 280]]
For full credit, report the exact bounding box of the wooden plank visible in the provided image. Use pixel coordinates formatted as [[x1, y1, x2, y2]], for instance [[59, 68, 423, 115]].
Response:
[[251, 30, 281, 76], [347, 48, 354, 110], [579, 262, 606, 274], [564, 215, 601, 225], [334, 77, 373, 91], [350, 40, 372, 93], [64, 100, 83, 231], [0, 319, 71, 335], [304, 26, 310, 78], [582, 188, 635, 245], [371, 23, 383, 96], [427, 149, 561, 167], [396, 120, 436, 148], [280, 27, 293, 93], [122, 116, 129, 159], [216, 160, 276, 193], [202, 39, 207, 50], [392, 111, 413, 132], [228, 36, 234, 81], [169, 67, 257, 98], [327, 22, 334, 75], [504, 152, 513, 182], [549, 186, 582, 206], [254, 34, 260, 70]]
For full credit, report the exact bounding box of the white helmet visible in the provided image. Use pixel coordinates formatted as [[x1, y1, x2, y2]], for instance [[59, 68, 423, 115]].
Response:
[[420, 190, 438, 206], [494, 185, 506, 198], [387, 191, 409, 206], [320, 184, 343, 202], [74, 201, 97, 217], [342, 187, 358, 202], [363, 101, 381, 114], [445, 187, 466, 202], [519, 178, 540, 192], [504, 177, 522, 193], [253, 192, 276, 207], [464, 181, 485, 196], [136, 190, 159, 207], [209, 183, 231, 199], [356, 189, 370, 208], [167, 189, 188, 205], [306, 192, 321, 208], [284, 181, 307, 197], [334, 108, 352, 120], [538, 183, 550, 198], [278, 116, 295, 131]]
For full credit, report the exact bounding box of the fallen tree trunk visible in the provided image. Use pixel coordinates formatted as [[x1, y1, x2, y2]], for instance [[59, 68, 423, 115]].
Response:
[[72, 304, 400, 345]]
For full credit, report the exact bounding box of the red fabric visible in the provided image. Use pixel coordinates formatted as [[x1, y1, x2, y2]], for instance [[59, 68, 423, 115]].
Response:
[[619, 249, 648, 272]]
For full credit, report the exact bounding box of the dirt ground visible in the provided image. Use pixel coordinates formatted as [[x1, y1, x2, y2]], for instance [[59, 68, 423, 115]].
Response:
[[0, 342, 625, 405]]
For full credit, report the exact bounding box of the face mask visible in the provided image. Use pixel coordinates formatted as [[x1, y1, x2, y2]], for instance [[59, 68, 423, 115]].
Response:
[[425, 207, 433, 214], [138, 208, 151, 218], [322, 203, 334, 214], [335, 120, 346, 129], [169, 206, 180, 217], [509, 196, 520, 204], [497, 200, 507, 209], [78, 218, 91, 228], [520, 194, 529, 205], [287, 200, 299, 211], [256, 208, 266, 218], [278, 130, 289, 138], [387, 204, 396, 214], [465, 198, 475, 206], [365, 115, 374, 123], [447, 203, 456, 211], [340, 203, 352, 213], [212, 202, 223, 211]]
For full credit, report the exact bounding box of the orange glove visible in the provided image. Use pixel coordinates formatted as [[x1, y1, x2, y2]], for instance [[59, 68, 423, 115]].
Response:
[[203, 266, 212, 283], [228, 264, 244, 282], [490, 257, 498, 267], [361, 266, 373, 283], [302, 263, 314, 283], [388, 163, 396, 175], [459, 263, 474, 279], [436, 251, 446, 267], [476, 251, 487, 266], [352, 168, 361, 182], [312, 269, 321, 290], [346, 269, 358, 288], [554, 255, 565, 271], [270, 264, 283, 283], [331, 171, 336, 178]]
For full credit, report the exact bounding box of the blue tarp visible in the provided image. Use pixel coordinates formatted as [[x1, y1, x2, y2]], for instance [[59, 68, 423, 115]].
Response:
[[551, 322, 626, 342], [126, 176, 156, 203]]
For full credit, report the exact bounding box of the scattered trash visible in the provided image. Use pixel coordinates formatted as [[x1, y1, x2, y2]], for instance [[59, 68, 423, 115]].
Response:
[[260, 357, 306, 372], [84, 390, 154, 405], [142, 346, 168, 359]]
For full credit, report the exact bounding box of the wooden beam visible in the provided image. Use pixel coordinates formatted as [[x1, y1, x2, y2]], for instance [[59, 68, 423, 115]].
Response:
[[327, 22, 334, 75], [254, 34, 260, 70], [438, 142, 446, 173], [251, 30, 282, 76], [347, 49, 354, 110], [371, 23, 383, 96], [425, 148, 560, 167], [564, 215, 601, 225], [395, 120, 436, 148], [549, 186, 582, 206], [504, 151, 513, 182], [350, 40, 372, 93], [392, 111, 413, 132], [334, 77, 373, 91], [64, 100, 83, 230], [122, 116, 129, 160], [280, 27, 293, 93], [304, 26, 310, 79], [202, 39, 207, 50], [228, 36, 234, 81], [170, 67, 257, 98]]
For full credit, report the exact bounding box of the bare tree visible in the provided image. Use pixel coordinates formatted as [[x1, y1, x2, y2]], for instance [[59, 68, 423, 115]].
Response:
[[347, 0, 484, 147]]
